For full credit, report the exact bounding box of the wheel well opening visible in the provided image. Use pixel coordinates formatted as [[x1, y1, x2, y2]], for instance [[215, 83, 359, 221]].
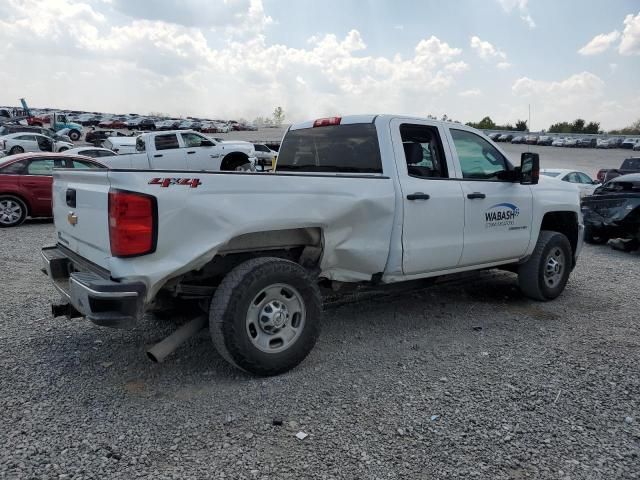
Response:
[[220, 152, 249, 170], [541, 211, 578, 256]]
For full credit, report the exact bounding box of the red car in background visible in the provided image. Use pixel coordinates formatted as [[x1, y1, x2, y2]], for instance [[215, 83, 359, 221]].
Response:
[[98, 119, 128, 129], [0, 152, 105, 227]]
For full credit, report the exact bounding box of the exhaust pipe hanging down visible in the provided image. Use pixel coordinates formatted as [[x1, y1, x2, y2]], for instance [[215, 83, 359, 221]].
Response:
[[146, 315, 207, 363]]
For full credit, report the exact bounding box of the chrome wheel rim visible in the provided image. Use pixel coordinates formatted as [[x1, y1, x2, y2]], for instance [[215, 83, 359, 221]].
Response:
[[544, 247, 565, 288], [246, 284, 306, 353], [0, 199, 23, 225]]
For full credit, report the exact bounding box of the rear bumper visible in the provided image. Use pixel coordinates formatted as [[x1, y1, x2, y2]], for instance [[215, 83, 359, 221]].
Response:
[[41, 245, 146, 329]]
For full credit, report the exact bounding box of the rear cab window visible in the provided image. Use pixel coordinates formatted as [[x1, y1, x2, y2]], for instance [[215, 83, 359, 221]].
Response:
[[155, 134, 180, 151], [276, 123, 382, 174]]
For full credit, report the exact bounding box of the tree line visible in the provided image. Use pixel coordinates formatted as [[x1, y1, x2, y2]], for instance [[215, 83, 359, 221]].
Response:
[[465, 115, 640, 135]]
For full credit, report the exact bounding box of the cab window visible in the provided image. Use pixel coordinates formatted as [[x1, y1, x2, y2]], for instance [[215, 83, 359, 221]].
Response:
[[181, 133, 208, 148], [71, 160, 103, 169], [155, 134, 179, 151], [400, 124, 448, 179], [451, 129, 512, 180]]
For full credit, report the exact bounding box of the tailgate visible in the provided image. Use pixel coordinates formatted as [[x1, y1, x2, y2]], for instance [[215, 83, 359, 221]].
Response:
[[52, 169, 112, 269]]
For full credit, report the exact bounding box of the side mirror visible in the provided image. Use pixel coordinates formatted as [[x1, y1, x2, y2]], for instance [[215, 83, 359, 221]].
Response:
[[520, 152, 539, 185], [201, 139, 214, 147]]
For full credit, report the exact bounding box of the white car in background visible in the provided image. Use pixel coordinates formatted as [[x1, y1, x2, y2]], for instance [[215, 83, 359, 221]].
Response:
[[253, 143, 277, 171], [0, 132, 74, 155], [63, 147, 118, 158], [540, 168, 600, 197], [551, 137, 566, 147]]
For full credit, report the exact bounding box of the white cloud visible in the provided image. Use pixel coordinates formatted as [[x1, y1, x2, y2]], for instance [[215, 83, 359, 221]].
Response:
[[609, 63, 618, 73], [497, 0, 535, 28], [444, 61, 469, 73], [511, 72, 608, 128], [0, 0, 467, 121], [459, 89, 481, 97], [497, 62, 512, 69], [470, 36, 507, 60], [578, 30, 620, 55], [619, 12, 640, 55]]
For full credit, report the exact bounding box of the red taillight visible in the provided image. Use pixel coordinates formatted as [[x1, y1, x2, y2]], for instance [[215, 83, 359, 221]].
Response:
[[313, 116, 341, 127], [108, 190, 156, 257]]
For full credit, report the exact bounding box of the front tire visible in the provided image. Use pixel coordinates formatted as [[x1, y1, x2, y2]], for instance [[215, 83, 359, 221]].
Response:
[[68, 130, 81, 141], [0, 195, 27, 227], [518, 231, 572, 301], [209, 257, 322, 376]]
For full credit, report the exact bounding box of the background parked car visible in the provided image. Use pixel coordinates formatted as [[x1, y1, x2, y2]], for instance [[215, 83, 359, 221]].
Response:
[[253, 143, 277, 171], [498, 133, 514, 142], [511, 135, 525, 144], [551, 137, 566, 147], [488, 132, 501, 141], [621, 138, 640, 149], [564, 138, 579, 148], [537, 135, 553, 146], [540, 168, 600, 197], [525, 135, 539, 145], [63, 147, 117, 158], [0, 153, 105, 227], [85, 129, 128, 146], [578, 138, 597, 148], [0, 133, 73, 155], [0, 125, 71, 143]]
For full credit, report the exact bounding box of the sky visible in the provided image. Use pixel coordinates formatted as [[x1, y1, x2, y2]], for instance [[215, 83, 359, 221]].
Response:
[[0, 0, 639, 130]]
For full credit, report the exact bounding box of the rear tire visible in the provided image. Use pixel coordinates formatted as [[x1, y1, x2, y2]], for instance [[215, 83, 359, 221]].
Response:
[[9, 146, 24, 155], [584, 225, 608, 244], [68, 130, 81, 141], [209, 257, 322, 376], [0, 195, 27, 228], [518, 231, 572, 301]]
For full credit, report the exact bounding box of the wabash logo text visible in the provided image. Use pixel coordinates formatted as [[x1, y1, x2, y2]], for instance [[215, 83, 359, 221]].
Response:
[[484, 203, 520, 228], [148, 178, 202, 188]]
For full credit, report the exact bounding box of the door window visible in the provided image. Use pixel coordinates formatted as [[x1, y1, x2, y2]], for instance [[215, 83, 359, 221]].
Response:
[[451, 129, 512, 180], [181, 133, 208, 148], [154, 134, 179, 150], [26, 159, 64, 175], [15, 135, 36, 141], [575, 172, 593, 184], [400, 124, 448, 178]]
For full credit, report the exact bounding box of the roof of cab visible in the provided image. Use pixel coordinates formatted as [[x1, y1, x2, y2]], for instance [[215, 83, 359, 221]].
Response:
[[288, 114, 474, 131]]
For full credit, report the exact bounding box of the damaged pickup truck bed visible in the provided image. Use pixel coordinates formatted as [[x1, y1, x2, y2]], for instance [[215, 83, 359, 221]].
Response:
[[581, 173, 640, 244], [42, 114, 583, 375]]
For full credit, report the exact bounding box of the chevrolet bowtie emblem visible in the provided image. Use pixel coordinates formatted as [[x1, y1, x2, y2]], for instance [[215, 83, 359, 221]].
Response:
[[67, 212, 78, 226]]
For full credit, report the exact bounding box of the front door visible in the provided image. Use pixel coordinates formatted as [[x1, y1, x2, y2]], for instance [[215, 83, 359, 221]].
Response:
[[446, 128, 533, 266], [151, 133, 187, 169], [390, 119, 465, 274]]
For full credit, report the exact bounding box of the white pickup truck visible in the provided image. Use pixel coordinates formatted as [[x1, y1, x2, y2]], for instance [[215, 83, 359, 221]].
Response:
[[42, 114, 583, 376], [99, 130, 257, 171]]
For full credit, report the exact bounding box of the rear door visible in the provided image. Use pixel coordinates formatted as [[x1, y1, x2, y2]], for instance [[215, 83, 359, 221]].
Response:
[[14, 135, 39, 153], [446, 128, 533, 266], [390, 119, 465, 274], [149, 133, 187, 169], [19, 157, 64, 216]]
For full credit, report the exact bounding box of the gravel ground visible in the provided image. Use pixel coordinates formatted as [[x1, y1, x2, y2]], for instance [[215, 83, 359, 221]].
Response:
[[1, 222, 639, 479]]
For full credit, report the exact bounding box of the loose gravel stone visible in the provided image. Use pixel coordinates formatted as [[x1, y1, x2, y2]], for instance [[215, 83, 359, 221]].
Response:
[[1, 221, 639, 479]]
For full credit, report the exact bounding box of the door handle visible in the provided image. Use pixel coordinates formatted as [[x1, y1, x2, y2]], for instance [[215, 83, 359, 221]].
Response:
[[406, 192, 430, 200], [66, 188, 76, 208], [153, 154, 163, 158], [467, 192, 486, 199], [187, 151, 196, 154]]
